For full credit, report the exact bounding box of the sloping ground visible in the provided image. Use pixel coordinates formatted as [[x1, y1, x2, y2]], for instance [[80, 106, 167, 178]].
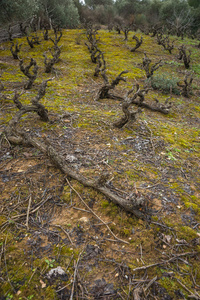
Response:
[[0, 28, 200, 299]]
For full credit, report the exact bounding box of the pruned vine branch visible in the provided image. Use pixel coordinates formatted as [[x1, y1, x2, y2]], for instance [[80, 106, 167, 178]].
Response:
[[94, 51, 106, 77], [19, 58, 39, 89], [43, 47, 61, 73], [177, 72, 193, 97], [27, 34, 40, 48], [142, 53, 162, 78], [130, 35, 143, 52], [113, 82, 172, 128], [5, 79, 52, 145], [50, 28, 62, 48], [95, 70, 128, 101], [177, 45, 191, 69], [10, 41, 22, 59]]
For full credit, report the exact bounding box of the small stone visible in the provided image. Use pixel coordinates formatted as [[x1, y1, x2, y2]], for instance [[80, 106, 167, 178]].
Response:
[[66, 155, 77, 163], [79, 217, 89, 223], [46, 266, 66, 279]]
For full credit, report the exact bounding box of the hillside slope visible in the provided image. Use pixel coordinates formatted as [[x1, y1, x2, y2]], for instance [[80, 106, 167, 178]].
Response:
[[0, 28, 200, 299]]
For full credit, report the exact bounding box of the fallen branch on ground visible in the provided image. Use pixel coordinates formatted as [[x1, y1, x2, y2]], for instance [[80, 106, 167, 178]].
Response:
[[4, 80, 148, 220], [65, 177, 129, 244], [131, 252, 197, 272]]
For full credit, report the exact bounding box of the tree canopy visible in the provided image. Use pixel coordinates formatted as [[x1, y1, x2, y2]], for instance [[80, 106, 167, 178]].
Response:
[[0, 0, 199, 32]]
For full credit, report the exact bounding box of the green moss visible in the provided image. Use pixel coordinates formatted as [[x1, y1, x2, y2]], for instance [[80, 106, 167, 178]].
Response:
[[185, 202, 200, 213], [101, 200, 118, 217], [179, 226, 198, 241], [159, 276, 178, 296], [119, 228, 131, 237], [101, 200, 110, 208]]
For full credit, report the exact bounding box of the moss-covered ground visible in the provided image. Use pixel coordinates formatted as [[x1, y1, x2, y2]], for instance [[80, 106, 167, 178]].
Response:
[[0, 28, 200, 299]]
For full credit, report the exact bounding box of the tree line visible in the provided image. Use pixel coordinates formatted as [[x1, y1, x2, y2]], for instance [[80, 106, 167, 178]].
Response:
[[0, 0, 200, 33]]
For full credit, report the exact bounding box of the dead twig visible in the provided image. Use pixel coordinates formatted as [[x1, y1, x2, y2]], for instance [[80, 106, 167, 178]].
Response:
[[28, 267, 38, 284], [132, 252, 197, 272], [70, 250, 83, 300], [175, 278, 200, 299], [3, 235, 16, 292], [53, 224, 74, 246], [65, 178, 129, 244], [25, 195, 32, 230], [1, 196, 52, 230]]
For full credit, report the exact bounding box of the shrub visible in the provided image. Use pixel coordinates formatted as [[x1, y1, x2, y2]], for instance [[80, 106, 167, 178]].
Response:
[[148, 73, 180, 95]]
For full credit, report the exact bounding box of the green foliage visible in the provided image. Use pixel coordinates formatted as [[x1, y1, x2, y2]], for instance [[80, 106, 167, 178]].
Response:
[[85, 0, 114, 9], [146, 0, 162, 24], [159, 0, 190, 21], [45, 258, 55, 268], [48, 0, 80, 28], [148, 73, 180, 95], [188, 0, 200, 8], [1, 0, 200, 33], [0, 0, 80, 28], [0, 0, 39, 24], [115, 0, 139, 18]]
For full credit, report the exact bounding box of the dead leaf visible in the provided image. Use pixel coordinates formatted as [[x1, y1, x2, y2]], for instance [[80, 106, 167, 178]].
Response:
[[40, 279, 46, 288]]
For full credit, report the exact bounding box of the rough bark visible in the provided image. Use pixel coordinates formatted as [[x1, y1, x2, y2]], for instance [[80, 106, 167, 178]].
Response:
[[91, 46, 101, 64], [43, 28, 49, 41], [43, 47, 61, 73], [142, 53, 162, 78], [131, 35, 143, 52], [27, 35, 40, 48], [85, 23, 100, 63], [10, 41, 22, 60], [19, 58, 39, 89], [122, 26, 130, 41], [95, 70, 128, 101], [177, 45, 191, 69], [5, 80, 51, 145], [113, 83, 148, 128], [150, 24, 162, 37], [113, 83, 172, 128], [177, 72, 193, 98], [156, 32, 164, 45], [157, 35, 175, 54], [8, 25, 13, 41], [19, 22, 28, 36], [94, 52, 106, 77], [50, 28, 62, 48]]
